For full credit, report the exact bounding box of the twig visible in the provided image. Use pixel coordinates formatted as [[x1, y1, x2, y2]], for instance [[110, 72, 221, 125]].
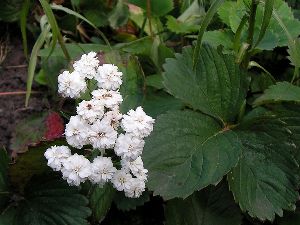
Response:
[[0, 91, 42, 96]]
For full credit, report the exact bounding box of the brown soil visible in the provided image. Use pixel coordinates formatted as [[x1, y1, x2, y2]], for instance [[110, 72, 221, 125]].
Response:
[[0, 38, 44, 150]]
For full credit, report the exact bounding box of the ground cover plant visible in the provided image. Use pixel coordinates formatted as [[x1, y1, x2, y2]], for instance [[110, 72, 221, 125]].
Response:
[[0, 0, 300, 224]]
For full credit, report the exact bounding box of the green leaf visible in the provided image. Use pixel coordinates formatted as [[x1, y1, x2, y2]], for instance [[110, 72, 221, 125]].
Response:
[[254, 0, 274, 48], [166, 15, 199, 34], [89, 184, 115, 223], [165, 182, 242, 225], [128, 0, 173, 16], [20, 0, 31, 58], [26, 25, 50, 107], [193, 0, 225, 69], [113, 190, 150, 211], [253, 82, 300, 106], [15, 175, 91, 225], [0, 149, 9, 211], [10, 113, 47, 154], [50, 4, 110, 46], [143, 110, 242, 199], [108, 0, 129, 29], [163, 45, 249, 123], [118, 54, 144, 113], [202, 30, 234, 50], [145, 74, 163, 89], [218, 0, 300, 50], [228, 109, 300, 221], [143, 90, 183, 118], [0, 0, 23, 22], [9, 140, 66, 192]]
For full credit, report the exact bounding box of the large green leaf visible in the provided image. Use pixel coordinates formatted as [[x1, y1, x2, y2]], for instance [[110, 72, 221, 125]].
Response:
[[228, 108, 300, 221], [253, 82, 300, 106], [15, 175, 91, 225], [163, 45, 249, 123], [89, 184, 115, 223], [143, 110, 242, 199], [0, 149, 9, 211], [165, 182, 242, 225]]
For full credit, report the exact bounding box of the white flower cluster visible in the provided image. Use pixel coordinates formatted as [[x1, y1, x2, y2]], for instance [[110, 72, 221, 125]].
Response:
[[45, 52, 155, 198]]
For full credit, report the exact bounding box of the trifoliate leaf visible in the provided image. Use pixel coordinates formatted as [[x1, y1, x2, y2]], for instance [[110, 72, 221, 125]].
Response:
[[163, 45, 249, 123], [253, 82, 300, 106], [143, 110, 242, 199], [228, 108, 300, 221], [15, 175, 91, 225], [0, 149, 9, 211], [165, 182, 242, 225], [89, 184, 115, 223]]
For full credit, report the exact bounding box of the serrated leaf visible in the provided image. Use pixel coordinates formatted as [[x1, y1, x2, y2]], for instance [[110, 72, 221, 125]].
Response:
[[89, 184, 115, 223], [128, 0, 173, 16], [143, 110, 242, 199], [165, 182, 242, 225], [163, 45, 249, 123], [253, 82, 300, 106], [15, 175, 91, 225], [228, 109, 300, 221], [0, 149, 9, 211], [145, 74, 163, 89], [113, 190, 150, 211]]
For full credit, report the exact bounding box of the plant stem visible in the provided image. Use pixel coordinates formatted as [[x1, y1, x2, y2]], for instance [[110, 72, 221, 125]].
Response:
[[247, 0, 258, 48], [146, 0, 153, 37], [242, 0, 258, 68]]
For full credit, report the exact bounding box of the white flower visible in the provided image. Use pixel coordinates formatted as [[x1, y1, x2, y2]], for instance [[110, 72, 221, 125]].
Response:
[[91, 89, 123, 109], [44, 145, 71, 171], [89, 119, 118, 149], [61, 154, 91, 186], [124, 178, 145, 198], [73, 52, 99, 79], [121, 157, 148, 181], [114, 133, 144, 160], [95, 64, 123, 90], [121, 107, 155, 138], [102, 108, 123, 129], [89, 156, 116, 185], [111, 170, 133, 192], [65, 115, 90, 148], [76, 99, 105, 123], [58, 71, 87, 98]]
